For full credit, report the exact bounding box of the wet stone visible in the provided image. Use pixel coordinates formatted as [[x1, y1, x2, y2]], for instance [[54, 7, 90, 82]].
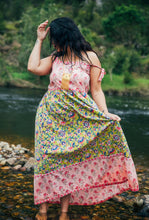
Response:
[[20, 149, 25, 154], [7, 158, 17, 166], [13, 164, 22, 170], [1, 166, 10, 170], [0, 157, 5, 162], [20, 167, 26, 172], [16, 144, 22, 149], [0, 159, 7, 166], [24, 157, 35, 170], [111, 195, 125, 203], [14, 158, 27, 167]]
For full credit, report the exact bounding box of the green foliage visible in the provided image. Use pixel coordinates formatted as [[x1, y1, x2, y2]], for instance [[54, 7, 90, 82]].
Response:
[[139, 56, 149, 75], [102, 5, 145, 48], [85, 12, 104, 35], [123, 71, 133, 84], [113, 46, 141, 75], [0, 53, 13, 83], [102, 46, 142, 80], [0, 12, 5, 34], [18, 3, 63, 70], [1, 0, 25, 20], [122, 57, 133, 84], [101, 0, 149, 15], [0, 55, 7, 78], [0, 0, 148, 90], [78, 25, 101, 48], [76, 0, 96, 25]]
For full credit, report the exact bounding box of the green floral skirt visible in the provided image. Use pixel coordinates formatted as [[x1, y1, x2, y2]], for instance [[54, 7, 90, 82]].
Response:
[[34, 89, 139, 205]]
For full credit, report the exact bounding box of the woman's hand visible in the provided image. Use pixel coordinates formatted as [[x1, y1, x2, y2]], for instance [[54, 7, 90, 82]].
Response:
[[37, 20, 50, 42], [104, 112, 121, 122]]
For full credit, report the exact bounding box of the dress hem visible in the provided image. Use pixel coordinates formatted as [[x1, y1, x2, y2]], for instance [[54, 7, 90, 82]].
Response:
[[34, 153, 139, 205], [34, 183, 139, 205]]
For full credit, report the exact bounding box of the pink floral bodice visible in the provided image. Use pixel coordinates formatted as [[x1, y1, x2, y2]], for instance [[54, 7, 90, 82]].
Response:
[[48, 57, 106, 93]]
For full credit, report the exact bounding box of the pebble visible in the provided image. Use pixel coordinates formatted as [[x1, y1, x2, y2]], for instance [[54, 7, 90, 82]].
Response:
[[13, 164, 22, 170], [11, 144, 16, 149], [16, 144, 22, 149], [0, 141, 34, 173], [20, 167, 26, 172], [111, 195, 125, 203], [14, 158, 27, 166], [0, 157, 5, 161], [7, 158, 17, 165], [0, 141, 9, 148], [24, 157, 35, 170], [0, 159, 7, 166], [20, 150, 25, 154], [134, 195, 149, 217], [22, 147, 29, 153], [1, 166, 10, 170]]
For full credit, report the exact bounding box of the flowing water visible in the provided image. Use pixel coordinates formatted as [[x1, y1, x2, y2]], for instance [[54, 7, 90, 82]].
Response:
[[0, 87, 149, 220]]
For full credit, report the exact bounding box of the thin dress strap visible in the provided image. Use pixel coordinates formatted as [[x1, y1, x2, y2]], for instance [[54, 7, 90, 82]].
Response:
[[90, 64, 106, 82]]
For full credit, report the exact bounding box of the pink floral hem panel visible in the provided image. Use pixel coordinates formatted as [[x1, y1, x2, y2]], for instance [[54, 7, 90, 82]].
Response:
[[34, 153, 139, 205]]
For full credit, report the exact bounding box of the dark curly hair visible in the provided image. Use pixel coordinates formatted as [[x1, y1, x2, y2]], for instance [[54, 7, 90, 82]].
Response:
[[49, 17, 94, 64]]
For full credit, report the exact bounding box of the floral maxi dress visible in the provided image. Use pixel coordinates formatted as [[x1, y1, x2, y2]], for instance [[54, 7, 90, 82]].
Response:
[[34, 58, 139, 205]]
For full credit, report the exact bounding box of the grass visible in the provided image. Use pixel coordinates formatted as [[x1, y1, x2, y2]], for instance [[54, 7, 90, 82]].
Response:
[[102, 73, 149, 93], [11, 72, 34, 81], [11, 71, 49, 88]]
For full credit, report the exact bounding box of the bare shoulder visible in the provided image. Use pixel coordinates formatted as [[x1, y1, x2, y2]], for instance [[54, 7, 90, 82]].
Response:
[[86, 51, 101, 67]]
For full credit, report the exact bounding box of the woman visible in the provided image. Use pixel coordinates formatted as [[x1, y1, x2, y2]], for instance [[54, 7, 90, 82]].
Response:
[[28, 17, 139, 220]]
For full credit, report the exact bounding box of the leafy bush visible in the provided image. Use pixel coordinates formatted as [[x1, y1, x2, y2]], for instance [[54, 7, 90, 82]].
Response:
[[18, 3, 63, 70], [79, 25, 101, 48], [102, 5, 145, 48], [76, 0, 96, 25], [0, 12, 5, 34], [102, 45, 142, 79]]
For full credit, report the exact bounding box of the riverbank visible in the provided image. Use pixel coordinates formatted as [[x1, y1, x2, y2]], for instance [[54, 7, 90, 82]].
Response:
[[0, 72, 149, 96], [0, 140, 149, 219]]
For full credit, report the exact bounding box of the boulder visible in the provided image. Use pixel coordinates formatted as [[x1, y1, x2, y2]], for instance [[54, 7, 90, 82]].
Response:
[[7, 158, 17, 166], [0, 141, 9, 148], [19, 149, 25, 154], [0, 159, 7, 166], [24, 157, 35, 171], [13, 164, 22, 170], [1, 166, 10, 170], [134, 195, 149, 217]]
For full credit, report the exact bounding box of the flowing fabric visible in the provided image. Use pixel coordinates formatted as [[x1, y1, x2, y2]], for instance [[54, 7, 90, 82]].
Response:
[[34, 58, 139, 205]]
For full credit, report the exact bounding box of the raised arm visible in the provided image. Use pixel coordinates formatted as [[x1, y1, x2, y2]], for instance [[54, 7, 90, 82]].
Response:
[[27, 20, 52, 76], [88, 51, 121, 121]]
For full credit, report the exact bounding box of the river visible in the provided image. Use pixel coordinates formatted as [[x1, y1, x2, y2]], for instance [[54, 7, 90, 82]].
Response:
[[0, 87, 149, 219], [0, 87, 148, 165]]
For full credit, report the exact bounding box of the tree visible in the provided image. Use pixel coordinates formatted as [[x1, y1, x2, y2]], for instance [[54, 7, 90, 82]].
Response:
[[0, 12, 5, 34], [102, 5, 145, 48], [18, 3, 63, 71]]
